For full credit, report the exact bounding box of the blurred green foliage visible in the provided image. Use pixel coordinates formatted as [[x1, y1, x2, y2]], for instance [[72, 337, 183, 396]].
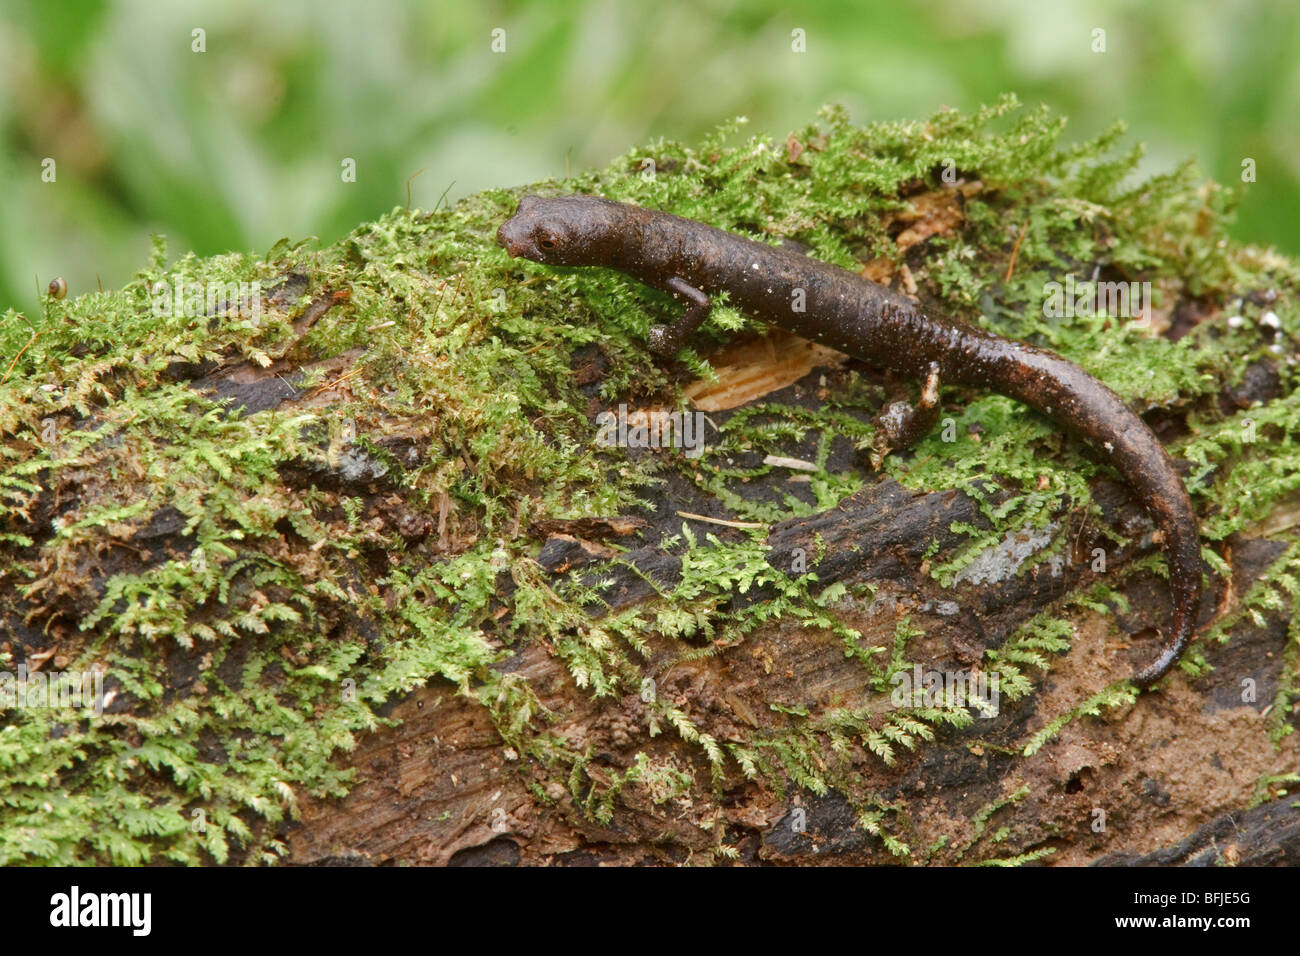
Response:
[[2, 0, 1297, 316]]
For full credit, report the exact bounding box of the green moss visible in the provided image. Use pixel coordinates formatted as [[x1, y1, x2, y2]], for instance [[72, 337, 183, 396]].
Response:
[[2, 95, 1297, 864]]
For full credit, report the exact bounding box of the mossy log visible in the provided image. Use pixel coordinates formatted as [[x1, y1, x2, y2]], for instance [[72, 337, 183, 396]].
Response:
[[285, 344, 1297, 866], [3, 97, 1297, 865]]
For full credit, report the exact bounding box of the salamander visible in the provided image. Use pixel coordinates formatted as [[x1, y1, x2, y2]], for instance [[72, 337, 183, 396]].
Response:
[[497, 194, 1202, 686]]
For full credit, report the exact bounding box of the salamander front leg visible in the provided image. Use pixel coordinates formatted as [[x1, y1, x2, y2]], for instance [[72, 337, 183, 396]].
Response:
[[869, 362, 942, 470], [648, 277, 711, 356]]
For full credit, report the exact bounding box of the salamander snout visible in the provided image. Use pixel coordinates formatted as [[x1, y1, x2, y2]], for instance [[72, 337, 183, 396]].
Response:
[[497, 215, 551, 262], [496, 220, 527, 258], [497, 196, 554, 261]]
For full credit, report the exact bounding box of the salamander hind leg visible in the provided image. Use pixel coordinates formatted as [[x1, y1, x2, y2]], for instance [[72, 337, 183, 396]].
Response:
[[648, 277, 711, 356], [869, 362, 942, 470]]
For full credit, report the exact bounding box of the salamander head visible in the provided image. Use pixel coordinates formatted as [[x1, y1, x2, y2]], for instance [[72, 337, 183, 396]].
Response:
[[497, 194, 623, 266]]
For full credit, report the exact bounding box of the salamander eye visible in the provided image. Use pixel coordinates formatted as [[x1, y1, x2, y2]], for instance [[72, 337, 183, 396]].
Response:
[[537, 233, 559, 250]]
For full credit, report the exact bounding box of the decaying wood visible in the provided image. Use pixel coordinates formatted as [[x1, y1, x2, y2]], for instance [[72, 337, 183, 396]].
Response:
[[284, 337, 1298, 867]]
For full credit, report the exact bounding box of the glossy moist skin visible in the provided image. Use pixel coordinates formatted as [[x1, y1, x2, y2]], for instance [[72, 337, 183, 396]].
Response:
[[498, 194, 1201, 686]]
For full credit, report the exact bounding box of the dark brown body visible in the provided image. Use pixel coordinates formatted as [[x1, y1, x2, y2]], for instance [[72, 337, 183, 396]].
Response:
[[498, 195, 1201, 685]]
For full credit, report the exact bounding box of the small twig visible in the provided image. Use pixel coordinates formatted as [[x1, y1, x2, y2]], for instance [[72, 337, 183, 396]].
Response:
[[309, 365, 365, 397], [1004, 218, 1029, 283], [405, 166, 427, 214], [275, 373, 301, 398], [523, 330, 565, 354], [434, 180, 456, 214], [2, 325, 43, 386], [675, 510, 767, 530], [437, 491, 450, 550], [763, 454, 817, 472], [428, 278, 452, 329], [431, 271, 465, 328]]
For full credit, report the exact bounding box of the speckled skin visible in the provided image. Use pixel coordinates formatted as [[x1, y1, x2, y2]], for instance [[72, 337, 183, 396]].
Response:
[[498, 194, 1201, 686]]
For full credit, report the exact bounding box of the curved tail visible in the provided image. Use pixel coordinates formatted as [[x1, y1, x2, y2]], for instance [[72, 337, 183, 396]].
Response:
[[989, 347, 1202, 686]]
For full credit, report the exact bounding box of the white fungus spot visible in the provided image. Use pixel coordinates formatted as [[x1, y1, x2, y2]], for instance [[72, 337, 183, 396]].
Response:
[[954, 524, 1056, 586]]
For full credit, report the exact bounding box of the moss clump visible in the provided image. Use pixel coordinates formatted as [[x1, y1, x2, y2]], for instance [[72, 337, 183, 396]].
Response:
[[2, 95, 1297, 864]]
